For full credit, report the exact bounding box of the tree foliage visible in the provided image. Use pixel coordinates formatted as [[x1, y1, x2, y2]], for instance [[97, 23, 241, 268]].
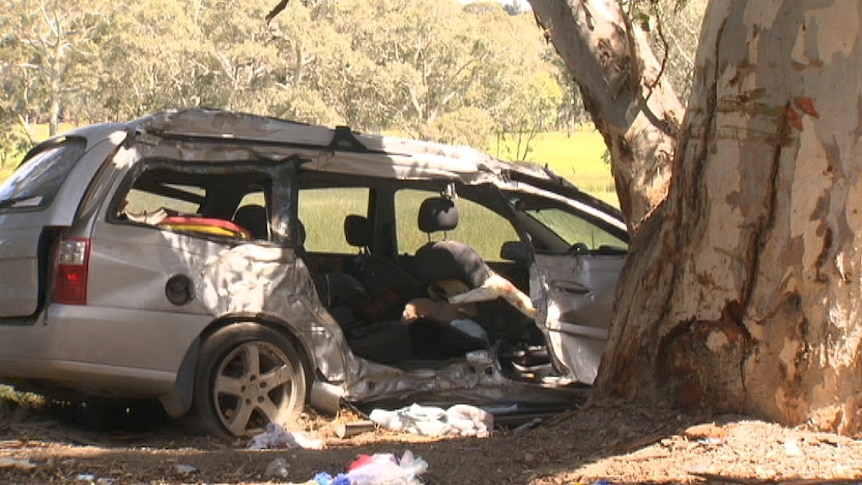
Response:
[[0, 0, 574, 161], [0, 0, 703, 172]]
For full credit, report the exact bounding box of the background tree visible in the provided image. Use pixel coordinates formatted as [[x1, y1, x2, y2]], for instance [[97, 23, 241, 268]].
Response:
[[633, 0, 707, 105], [492, 71, 562, 161], [264, 0, 344, 125], [530, 0, 684, 231], [0, 0, 600, 160], [0, 0, 103, 135], [93, 0, 207, 120]]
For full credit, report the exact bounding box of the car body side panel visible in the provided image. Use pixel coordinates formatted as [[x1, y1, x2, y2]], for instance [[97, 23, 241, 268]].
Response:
[[531, 252, 625, 384], [193, 243, 351, 382], [0, 305, 182, 398], [87, 220, 351, 384]]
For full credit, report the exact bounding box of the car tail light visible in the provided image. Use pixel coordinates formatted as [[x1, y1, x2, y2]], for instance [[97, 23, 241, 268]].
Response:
[[53, 238, 91, 305]]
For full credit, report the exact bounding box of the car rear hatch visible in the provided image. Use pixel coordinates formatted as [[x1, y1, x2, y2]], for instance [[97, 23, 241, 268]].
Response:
[[0, 128, 126, 318]]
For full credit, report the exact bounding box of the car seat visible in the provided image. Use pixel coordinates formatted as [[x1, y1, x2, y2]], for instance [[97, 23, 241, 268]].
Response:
[[343, 214, 424, 301], [233, 204, 269, 240], [412, 197, 490, 289], [405, 197, 493, 358], [412, 197, 537, 319]]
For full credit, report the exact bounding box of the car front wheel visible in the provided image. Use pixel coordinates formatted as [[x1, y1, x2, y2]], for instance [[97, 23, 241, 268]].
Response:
[[188, 323, 307, 437]]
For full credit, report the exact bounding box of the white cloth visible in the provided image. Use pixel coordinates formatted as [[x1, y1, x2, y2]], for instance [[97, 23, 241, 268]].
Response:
[[369, 403, 493, 437]]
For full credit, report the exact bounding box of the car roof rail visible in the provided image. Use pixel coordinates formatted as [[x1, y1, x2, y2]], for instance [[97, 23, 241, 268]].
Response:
[[328, 126, 368, 153]]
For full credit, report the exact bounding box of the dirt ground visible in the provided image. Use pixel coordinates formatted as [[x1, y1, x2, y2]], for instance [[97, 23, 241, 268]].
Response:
[[1, 397, 862, 485]]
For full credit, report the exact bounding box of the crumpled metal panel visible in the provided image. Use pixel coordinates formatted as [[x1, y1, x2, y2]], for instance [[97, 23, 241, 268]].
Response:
[[341, 350, 582, 405], [195, 244, 350, 381], [190, 243, 553, 403], [530, 253, 624, 384], [133, 109, 527, 186]]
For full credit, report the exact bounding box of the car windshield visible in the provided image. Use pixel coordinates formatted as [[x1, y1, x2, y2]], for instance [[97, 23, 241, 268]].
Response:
[[524, 206, 627, 250], [0, 139, 87, 210], [507, 190, 628, 252]]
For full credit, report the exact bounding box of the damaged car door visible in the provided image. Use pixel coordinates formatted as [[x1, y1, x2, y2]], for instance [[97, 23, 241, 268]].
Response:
[[507, 191, 628, 384]]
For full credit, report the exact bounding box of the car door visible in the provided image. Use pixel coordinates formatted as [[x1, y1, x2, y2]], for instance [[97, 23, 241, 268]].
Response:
[[509, 193, 629, 384], [532, 249, 626, 384], [0, 130, 126, 318]]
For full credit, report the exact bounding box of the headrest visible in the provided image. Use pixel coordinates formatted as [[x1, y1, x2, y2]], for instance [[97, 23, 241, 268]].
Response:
[[344, 214, 373, 248], [418, 197, 459, 233], [295, 219, 306, 246]]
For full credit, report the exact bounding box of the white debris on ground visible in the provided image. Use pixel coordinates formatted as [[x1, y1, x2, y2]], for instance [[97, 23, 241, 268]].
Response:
[[248, 423, 325, 450], [369, 403, 494, 437]]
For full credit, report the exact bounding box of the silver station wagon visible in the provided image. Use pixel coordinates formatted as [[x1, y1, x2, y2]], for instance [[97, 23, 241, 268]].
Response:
[[0, 109, 627, 436]]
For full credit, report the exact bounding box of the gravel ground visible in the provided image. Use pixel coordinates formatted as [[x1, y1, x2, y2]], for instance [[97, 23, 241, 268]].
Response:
[[1, 399, 862, 484]]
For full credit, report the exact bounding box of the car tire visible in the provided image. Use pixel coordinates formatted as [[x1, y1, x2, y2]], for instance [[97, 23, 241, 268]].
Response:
[[185, 322, 307, 437]]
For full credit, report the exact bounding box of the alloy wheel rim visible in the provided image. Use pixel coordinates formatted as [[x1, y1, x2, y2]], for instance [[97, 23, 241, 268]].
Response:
[[212, 341, 298, 436]]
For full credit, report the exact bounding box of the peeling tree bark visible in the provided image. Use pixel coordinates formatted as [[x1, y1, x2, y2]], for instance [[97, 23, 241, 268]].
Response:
[[528, 0, 684, 232], [595, 1, 862, 435]]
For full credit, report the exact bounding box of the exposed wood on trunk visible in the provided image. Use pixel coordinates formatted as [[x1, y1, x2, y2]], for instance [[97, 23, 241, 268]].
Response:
[[528, 0, 684, 232]]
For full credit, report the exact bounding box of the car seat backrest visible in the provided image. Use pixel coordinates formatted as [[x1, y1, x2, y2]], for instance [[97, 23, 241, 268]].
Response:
[[413, 239, 490, 289], [233, 204, 269, 240], [414, 197, 490, 289], [343, 213, 425, 301]]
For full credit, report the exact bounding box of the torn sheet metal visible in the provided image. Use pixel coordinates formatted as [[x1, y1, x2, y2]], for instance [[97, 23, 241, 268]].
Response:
[[196, 244, 349, 381], [133, 109, 531, 186], [191, 243, 572, 406], [531, 253, 624, 384]]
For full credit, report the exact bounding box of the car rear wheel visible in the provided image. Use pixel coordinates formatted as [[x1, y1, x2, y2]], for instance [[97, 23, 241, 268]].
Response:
[[187, 323, 307, 437]]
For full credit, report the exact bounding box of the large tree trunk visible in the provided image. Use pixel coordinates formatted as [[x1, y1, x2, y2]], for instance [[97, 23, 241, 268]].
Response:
[[529, 0, 684, 232], [596, 1, 862, 434]]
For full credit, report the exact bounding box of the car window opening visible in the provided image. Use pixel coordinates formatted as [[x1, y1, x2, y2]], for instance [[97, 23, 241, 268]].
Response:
[[300, 182, 548, 381]]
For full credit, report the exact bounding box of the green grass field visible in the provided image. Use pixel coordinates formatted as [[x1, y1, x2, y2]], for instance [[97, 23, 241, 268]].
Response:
[[490, 129, 617, 206]]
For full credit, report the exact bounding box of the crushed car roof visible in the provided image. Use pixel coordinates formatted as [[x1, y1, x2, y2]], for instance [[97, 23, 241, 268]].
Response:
[[56, 108, 623, 224]]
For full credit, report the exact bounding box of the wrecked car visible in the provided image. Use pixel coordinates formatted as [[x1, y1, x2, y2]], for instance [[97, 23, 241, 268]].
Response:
[[0, 109, 628, 436]]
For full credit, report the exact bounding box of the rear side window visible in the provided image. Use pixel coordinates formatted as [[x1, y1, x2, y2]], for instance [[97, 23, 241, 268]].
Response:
[[395, 189, 519, 262], [0, 139, 87, 210], [124, 184, 204, 216], [298, 187, 369, 253], [114, 164, 274, 242]]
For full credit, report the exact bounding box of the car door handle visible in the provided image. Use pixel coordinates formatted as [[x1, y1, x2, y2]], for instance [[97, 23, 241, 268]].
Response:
[[551, 281, 591, 294]]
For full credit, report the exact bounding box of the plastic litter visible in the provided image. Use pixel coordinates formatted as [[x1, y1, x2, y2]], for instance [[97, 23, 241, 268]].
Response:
[[370, 403, 493, 437], [249, 423, 325, 450], [287, 450, 427, 485], [75, 473, 115, 484], [174, 464, 197, 475], [314, 471, 351, 484], [346, 450, 428, 484], [265, 457, 291, 478]]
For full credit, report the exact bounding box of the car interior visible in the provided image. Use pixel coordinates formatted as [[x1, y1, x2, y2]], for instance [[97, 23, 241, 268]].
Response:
[[112, 162, 556, 382]]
